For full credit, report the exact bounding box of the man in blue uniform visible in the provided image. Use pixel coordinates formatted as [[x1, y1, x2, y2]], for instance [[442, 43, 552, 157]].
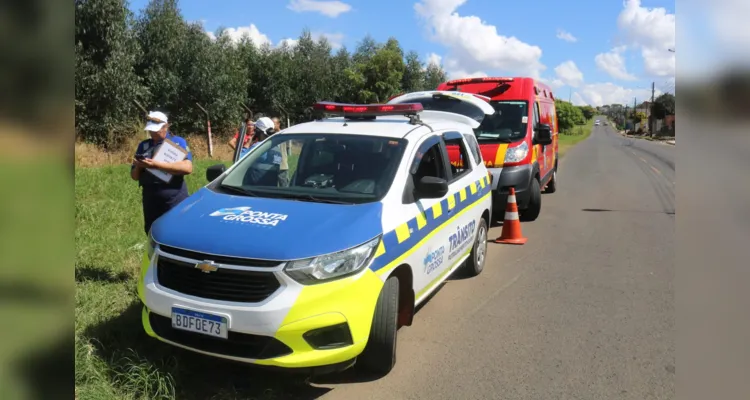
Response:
[[130, 111, 194, 235]]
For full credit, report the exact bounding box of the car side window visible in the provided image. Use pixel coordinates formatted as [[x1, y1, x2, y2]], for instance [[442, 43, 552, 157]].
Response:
[[410, 138, 448, 183], [464, 133, 482, 165], [443, 132, 473, 182]]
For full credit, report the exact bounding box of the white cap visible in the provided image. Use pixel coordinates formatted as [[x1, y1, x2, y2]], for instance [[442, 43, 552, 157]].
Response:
[[255, 117, 274, 133], [145, 111, 169, 132]]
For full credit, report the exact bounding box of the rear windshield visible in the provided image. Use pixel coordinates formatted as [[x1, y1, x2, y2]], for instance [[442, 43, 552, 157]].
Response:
[[216, 134, 408, 204], [409, 95, 486, 123], [474, 100, 529, 143]]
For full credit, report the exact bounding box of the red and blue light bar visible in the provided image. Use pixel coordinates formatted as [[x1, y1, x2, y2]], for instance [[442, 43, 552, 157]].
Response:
[[313, 102, 424, 116]]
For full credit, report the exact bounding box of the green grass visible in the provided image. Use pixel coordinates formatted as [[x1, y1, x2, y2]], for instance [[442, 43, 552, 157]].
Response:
[[558, 118, 594, 157], [74, 159, 323, 400]]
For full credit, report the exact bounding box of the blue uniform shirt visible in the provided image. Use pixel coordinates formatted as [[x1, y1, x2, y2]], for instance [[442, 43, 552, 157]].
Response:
[[132, 132, 193, 198]]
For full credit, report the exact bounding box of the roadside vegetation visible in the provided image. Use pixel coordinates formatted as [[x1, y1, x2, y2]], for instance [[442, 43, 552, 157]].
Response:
[[558, 118, 595, 157]]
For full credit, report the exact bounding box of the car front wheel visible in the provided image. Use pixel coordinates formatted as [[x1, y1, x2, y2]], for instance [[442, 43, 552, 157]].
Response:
[[358, 276, 399, 375]]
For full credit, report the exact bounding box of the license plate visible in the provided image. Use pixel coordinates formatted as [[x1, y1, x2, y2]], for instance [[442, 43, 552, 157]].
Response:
[[171, 307, 228, 339]]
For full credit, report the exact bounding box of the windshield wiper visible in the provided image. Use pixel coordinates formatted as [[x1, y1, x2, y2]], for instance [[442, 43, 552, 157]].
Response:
[[220, 184, 260, 197], [284, 193, 355, 205]]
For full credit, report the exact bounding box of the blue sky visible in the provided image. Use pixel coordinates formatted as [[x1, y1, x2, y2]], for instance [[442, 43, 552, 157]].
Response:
[[127, 0, 676, 107]]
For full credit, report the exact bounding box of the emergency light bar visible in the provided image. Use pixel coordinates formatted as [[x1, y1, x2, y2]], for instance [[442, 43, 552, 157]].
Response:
[[313, 102, 424, 116], [445, 77, 514, 86]]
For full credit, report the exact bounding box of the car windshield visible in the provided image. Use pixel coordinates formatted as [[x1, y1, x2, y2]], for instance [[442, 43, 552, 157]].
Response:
[[216, 133, 408, 204], [473, 100, 529, 143]]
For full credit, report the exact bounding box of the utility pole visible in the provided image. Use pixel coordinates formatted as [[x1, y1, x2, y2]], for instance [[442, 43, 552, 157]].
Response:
[[569, 88, 572, 103], [650, 81, 656, 137]]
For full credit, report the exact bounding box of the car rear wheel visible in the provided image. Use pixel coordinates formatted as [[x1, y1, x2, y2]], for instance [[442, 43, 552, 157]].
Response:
[[520, 178, 541, 221], [544, 167, 557, 194], [463, 218, 488, 277], [358, 276, 399, 375]]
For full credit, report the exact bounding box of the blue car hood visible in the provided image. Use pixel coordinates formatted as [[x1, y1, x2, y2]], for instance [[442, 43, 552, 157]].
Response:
[[151, 187, 383, 260]]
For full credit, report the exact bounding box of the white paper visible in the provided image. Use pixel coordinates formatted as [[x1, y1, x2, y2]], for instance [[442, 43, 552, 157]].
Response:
[[146, 139, 188, 183], [522, 116, 528, 124]]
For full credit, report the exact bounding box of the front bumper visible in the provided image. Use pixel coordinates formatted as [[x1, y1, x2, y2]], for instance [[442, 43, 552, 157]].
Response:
[[138, 248, 384, 370], [489, 164, 534, 210]]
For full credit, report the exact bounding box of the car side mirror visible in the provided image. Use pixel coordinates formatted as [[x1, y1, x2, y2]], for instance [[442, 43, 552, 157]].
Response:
[[534, 123, 553, 145], [415, 176, 449, 199], [206, 164, 227, 182]]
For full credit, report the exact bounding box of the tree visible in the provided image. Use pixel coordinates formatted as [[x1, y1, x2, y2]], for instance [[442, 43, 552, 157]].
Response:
[[134, 0, 187, 115], [650, 93, 675, 119], [578, 105, 596, 120], [74, 4, 453, 147], [402, 51, 425, 92], [555, 99, 585, 133], [424, 60, 448, 90], [75, 0, 146, 147], [631, 111, 647, 123]]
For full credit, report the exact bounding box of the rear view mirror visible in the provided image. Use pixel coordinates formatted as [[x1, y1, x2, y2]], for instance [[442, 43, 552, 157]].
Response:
[[206, 164, 227, 182], [534, 123, 552, 145], [415, 176, 449, 199]]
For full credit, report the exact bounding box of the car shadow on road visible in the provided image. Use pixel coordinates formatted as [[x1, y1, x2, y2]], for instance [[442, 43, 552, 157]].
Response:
[[82, 302, 333, 400]]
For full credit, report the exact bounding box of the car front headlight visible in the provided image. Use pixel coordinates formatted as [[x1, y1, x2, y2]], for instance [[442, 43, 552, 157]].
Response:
[[504, 141, 529, 163], [284, 236, 381, 284]]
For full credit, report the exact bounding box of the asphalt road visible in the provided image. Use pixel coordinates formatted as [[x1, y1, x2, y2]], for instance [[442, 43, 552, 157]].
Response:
[[313, 117, 675, 400]]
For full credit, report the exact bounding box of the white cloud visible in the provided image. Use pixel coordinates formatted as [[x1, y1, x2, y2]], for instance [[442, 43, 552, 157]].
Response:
[[595, 46, 637, 81], [414, 0, 545, 78], [209, 25, 343, 51], [312, 32, 345, 49], [577, 82, 661, 107], [277, 38, 298, 48], [571, 92, 587, 106], [208, 24, 271, 46], [443, 57, 487, 79], [426, 52, 442, 67], [556, 29, 577, 43], [554, 60, 584, 87], [287, 0, 352, 18], [538, 77, 565, 91], [616, 0, 675, 77]]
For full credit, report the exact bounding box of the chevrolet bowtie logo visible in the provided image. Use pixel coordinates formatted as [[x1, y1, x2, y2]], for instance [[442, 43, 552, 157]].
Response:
[[195, 260, 218, 273]]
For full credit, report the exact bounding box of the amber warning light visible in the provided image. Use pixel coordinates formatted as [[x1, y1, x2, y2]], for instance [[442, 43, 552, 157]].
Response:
[[313, 102, 424, 116]]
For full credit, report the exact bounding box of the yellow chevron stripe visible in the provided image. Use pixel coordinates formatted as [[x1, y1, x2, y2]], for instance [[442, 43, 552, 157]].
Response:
[[470, 182, 478, 194], [432, 202, 443, 218], [493, 143, 509, 166], [459, 188, 467, 202], [415, 212, 427, 230], [374, 241, 386, 258], [447, 193, 456, 210], [395, 223, 410, 243]]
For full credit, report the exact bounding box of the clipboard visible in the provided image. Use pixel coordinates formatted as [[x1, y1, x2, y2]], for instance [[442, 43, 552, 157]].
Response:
[[146, 138, 188, 183]]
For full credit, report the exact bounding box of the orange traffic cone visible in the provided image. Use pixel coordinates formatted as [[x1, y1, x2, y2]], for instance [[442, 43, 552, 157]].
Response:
[[494, 187, 528, 245]]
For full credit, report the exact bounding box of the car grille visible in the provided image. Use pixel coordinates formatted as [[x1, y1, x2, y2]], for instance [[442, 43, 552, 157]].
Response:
[[159, 245, 282, 268], [148, 312, 292, 359], [156, 256, 282, 303]]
